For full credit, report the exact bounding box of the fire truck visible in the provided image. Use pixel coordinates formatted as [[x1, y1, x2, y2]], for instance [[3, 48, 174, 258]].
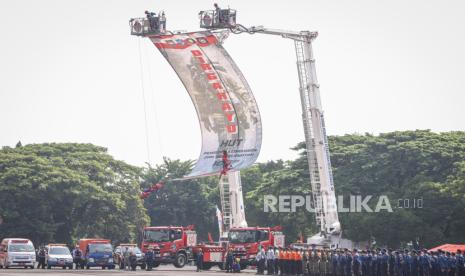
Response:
[[141, 225, 196, 268], [140, 225, 229, 270], [227, 226, 284, 268]]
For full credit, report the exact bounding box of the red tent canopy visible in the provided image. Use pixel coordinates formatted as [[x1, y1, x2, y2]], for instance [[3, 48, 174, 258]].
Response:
[[428, 244, 465, 253]]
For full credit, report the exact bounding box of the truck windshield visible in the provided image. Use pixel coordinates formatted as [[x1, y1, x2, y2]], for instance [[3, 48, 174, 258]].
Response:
[[144, 229, 170, 242], [9, 244, 34, 252], [228, 230, 258, 243], [129, 247, 142, 254], [89, 244, 112, 254], [49, 247, 70, 255]]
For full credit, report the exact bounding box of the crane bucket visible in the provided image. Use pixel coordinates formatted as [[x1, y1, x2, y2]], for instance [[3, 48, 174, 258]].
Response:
[[199, 9, 236, 29]]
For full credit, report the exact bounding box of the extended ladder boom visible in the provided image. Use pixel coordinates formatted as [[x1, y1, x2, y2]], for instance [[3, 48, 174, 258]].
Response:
[[219, 171, 248, 236], [234, 26, 341, 237]]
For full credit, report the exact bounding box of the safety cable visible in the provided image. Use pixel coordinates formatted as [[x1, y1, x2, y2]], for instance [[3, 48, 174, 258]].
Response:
[[143, 41, 165, 160], [138, 37, 152, 166]]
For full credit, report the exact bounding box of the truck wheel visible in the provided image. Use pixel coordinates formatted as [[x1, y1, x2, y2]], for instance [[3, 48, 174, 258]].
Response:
[[173, 253, 187, 268], [240, 263, 248, 270], [153, 262, 160, 268], [140, 264, 146, 270], [202, 263, 213, 270], [86, 265, 90, 269]]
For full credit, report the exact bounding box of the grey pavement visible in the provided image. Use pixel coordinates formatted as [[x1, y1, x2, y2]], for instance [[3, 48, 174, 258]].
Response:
[[0, 265, 255, 276]]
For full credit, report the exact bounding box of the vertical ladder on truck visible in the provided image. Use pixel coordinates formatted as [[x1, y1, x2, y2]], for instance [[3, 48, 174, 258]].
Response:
[[219, 173, 232, 233], [294, 36, 325, 233]]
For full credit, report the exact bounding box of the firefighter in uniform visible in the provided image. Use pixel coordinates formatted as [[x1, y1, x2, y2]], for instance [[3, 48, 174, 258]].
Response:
[[72, 245, 83, 269], [411, 250, 420, 276], [352, 249, 362, 276], [297, 249, 303, 276], [267, 247, 275, 275], [320, 250, 329, 276], [431, 251, 440, 276], [196, 248, 204, 272], [331, 250, 338, 276], [37, 247, 46, 269], [256, 247, 266, 275], [337, 250, 346, 276], [226, 248, 234, 273], [145, 247, 154, 271], [309, 250, 316, 276], [345, 249, 352, 276], [279, 249, 285, 275], [274, 248, 280, 275], [302, 249, 309, 276], [379, 249, 389, 276], [388, 249, 396, 276], [286, 249, 292, 276], [419, 250, 430, 276], [456, 250, 464, 276]]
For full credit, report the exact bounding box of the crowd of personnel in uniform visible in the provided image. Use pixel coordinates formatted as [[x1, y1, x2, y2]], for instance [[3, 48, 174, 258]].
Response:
[[252, 247, 465, 276]]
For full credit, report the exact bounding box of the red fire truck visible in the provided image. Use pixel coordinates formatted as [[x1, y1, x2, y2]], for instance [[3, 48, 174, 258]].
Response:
[[227, 226, 285, 268], [141, 226, 194, 268], [141, 225, 228, 269], [141, 225, 284, 270]]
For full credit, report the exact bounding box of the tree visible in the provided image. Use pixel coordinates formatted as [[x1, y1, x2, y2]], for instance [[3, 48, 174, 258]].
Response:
[[140, 158, 218, 241], [0, 143, 149, 246]]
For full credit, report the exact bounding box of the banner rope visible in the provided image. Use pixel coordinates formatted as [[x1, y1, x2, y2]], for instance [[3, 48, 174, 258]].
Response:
[[138, 38, 152, 166]]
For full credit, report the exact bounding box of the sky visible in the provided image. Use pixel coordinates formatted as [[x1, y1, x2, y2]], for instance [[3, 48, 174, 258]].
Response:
[[0, 0, 464, 167]]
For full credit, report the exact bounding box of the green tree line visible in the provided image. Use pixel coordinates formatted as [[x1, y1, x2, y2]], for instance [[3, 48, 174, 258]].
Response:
[[0, 130, 464, 248]]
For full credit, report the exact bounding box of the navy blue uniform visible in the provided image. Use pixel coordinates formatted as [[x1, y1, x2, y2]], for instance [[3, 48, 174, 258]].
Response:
[[352, 253, 361, 276]]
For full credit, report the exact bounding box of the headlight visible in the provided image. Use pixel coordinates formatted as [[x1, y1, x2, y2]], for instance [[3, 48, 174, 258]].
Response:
[[67, 258, 73, 262], [89, 258, 94, 262], [108, 259, 113, 263], [249, 254, 256, 259], [49, 258, 57, 262]]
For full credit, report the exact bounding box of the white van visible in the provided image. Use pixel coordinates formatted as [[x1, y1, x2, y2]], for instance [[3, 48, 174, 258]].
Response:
[[0, 238, 36, 269]]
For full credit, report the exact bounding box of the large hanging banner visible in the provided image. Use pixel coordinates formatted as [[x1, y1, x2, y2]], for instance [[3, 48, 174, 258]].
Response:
[[149, 31, 262, 178]]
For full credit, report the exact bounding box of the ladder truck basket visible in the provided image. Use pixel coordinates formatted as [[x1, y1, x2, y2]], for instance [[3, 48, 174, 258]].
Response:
[[185, 230, 197, 247], [130, 17, 165, 36], [199, 9, 236, 29]]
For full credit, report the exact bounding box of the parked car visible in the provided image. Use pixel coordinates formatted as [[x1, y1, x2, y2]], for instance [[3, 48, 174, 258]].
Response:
[[45, 244, 73, 269], [0, 238, 36, 269]]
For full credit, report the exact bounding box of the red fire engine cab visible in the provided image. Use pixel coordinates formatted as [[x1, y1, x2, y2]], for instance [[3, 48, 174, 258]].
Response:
[[227, 226, 285, 268], [141, 225, 196, 268]]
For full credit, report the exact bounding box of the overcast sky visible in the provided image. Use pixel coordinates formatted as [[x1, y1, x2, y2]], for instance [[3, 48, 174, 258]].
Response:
[[1, 0, 464, 167]]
